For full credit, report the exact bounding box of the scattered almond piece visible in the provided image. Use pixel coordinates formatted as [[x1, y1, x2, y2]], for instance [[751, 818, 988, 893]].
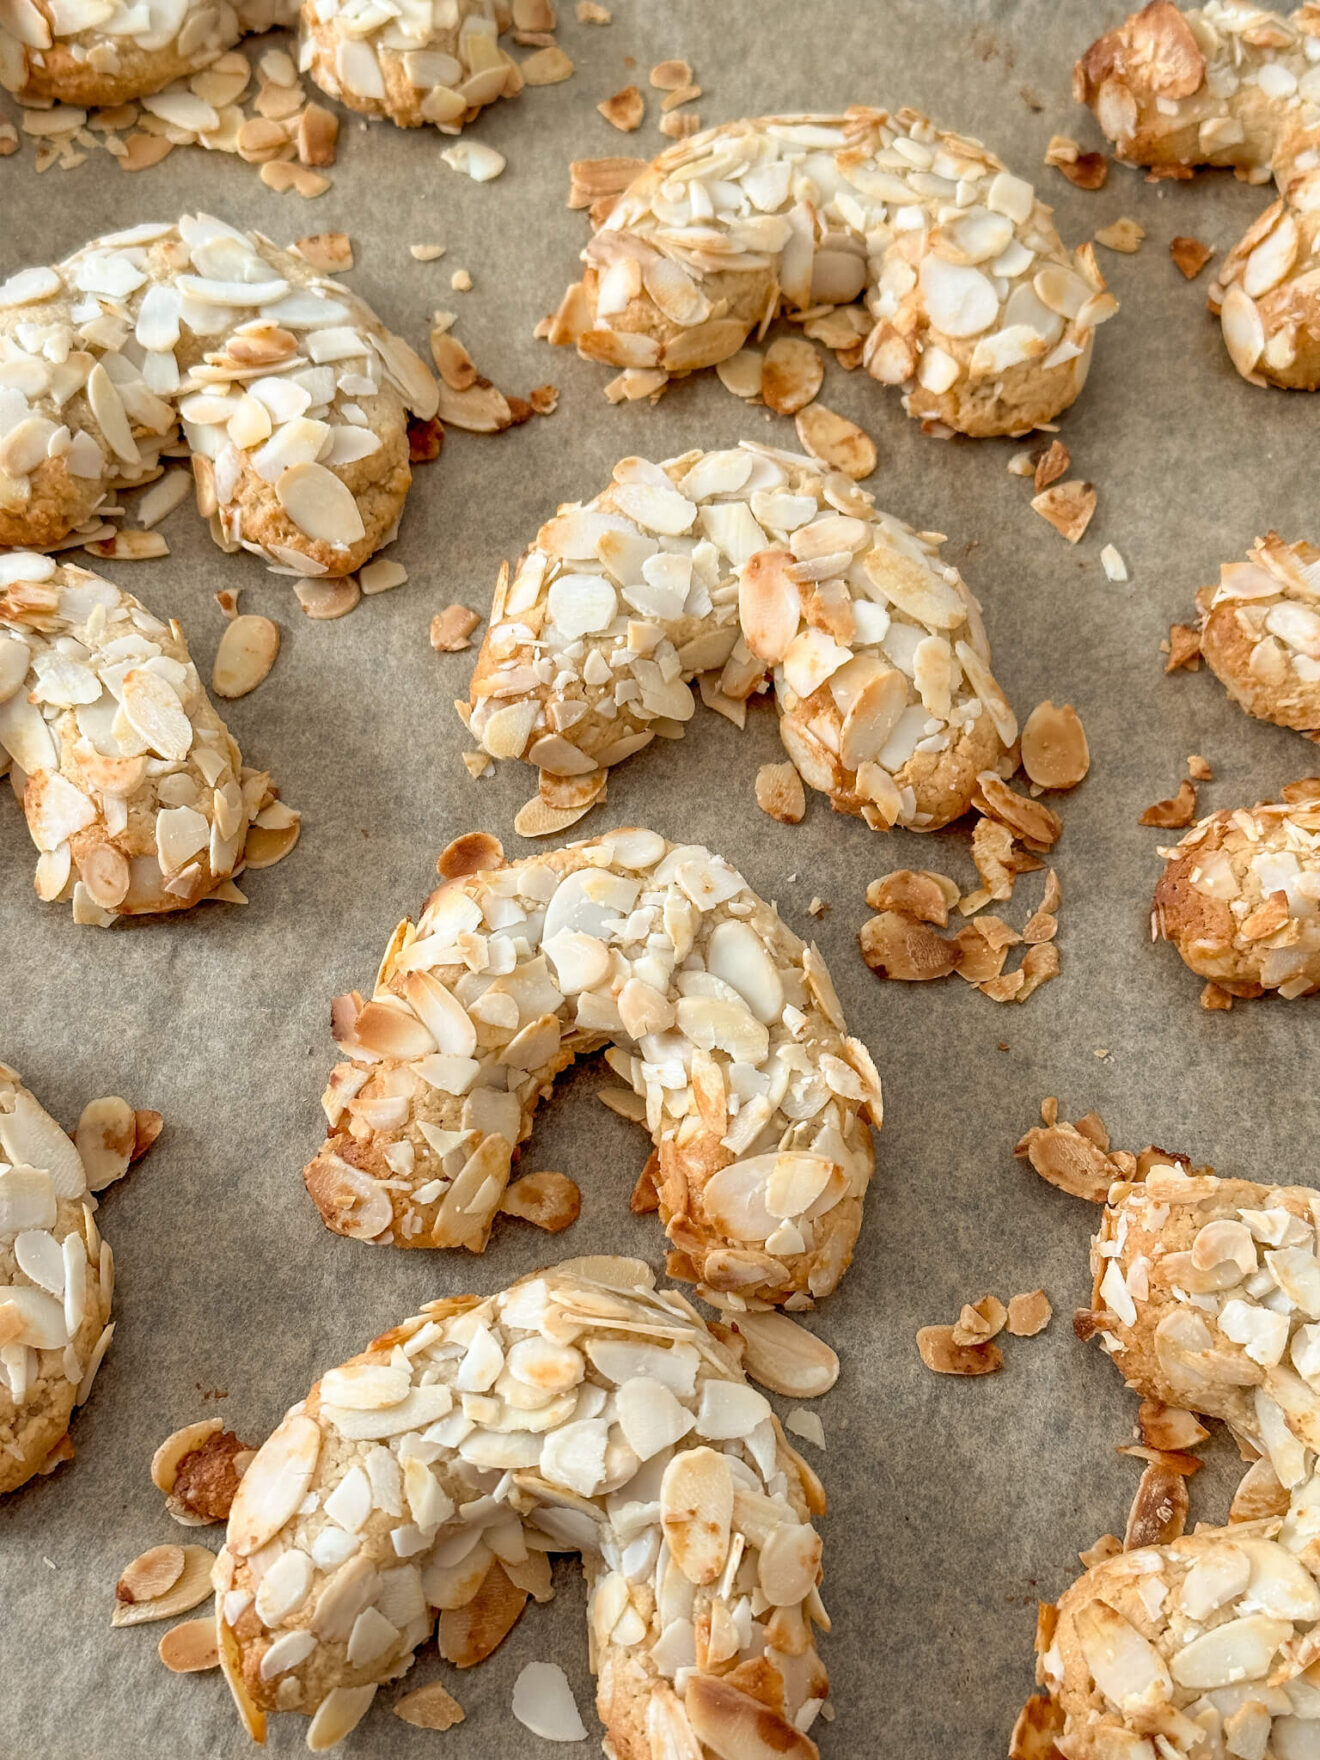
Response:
[[1139, 780, 1197, 828], [499, 1171, 581, 1232], [520, 46, 575, 85], [158, 1618, 220, 1673], [360, 560, 407, 596], [761, 336, 824, 415], [716, 349, 763, 399], [1282, 777, 1320, 803], [660, 112, 700, 139], [1020, 702, 1089, 790], [952, 1295, 1007, 1346], [1124, 1460, 1189, 1550], [294, 577, 358, 621], [1015, 942, 1060, 1002], [1015, 1102, 1120, 1203], [864, 868, 957, 926], [577, 0, 611, 19], [1187, 754, 1213, 780], [807, 896, 826, 917], [462, 751, 492, 778], [1079, 1534, 1123, 1569], [212, 615, 279, 699], [437, 831, 502, 879], [785, 1409, 825, 1450], [975, 773, 1063, 848], [395, 1683, 466, 1731], [513, 795, 593, 838], [1165, 622, 1202, 671], [1045, 134, 1108, 188], [649, 59, 692, 89], [296, 231, 352, 272], [408, 416, 444, 463], [538, 769, 606, 812], [431, 605, 481, 652], [1007, 449, 1035, 477], [1094, 217, 1145, 252], [409, 243, 445, 262], [1006, 1290, 1052, 1336], [1031, 480, 1097, 544], [1011, 1696, 1068, 1760], [598, 85, 643, 130], [451, 269, 473, 292], [117, 1545, 185, 1605], [754, 760, 805, 824], [795, 403, 876, 479], [859, 911, 962, 981], [1100, 543, 1129, 582], [661, 85, 701, 113], [916, 1325, 1003, 1376], [1139, 1400, 1208, 1452], [1032, 440, 1069, 491], [1230, 1457, 1289, 1523], [1170, 235, 1213, 279], [111, 1545, 216, 1626]]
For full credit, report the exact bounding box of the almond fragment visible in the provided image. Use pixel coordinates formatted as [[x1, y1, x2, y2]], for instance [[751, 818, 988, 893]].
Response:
[[1240, 890, 1290, 941], [520, 46, 574, 85], [1020, 701, 1089, 790], [761, 337, 824, 415], [212, 615, 279, 699], [111, 1545, 215, 1625], [1016, 942, 1060, 1001], [1139, 781, 1197, 828], [649, 59, 691, 89], [1124, 1460, 1188, 1550], [529, 385, 559, 415], [598, 85, 643, 130], [1010, 1695, 1067, 1760], [864, 869, 955, 926], [1078, 1534, 1123, 1568], [430, 333, 477, 391], [916, 1325, 1003, 1376], [499, 1171, 580, 1232], [158, 1617, 220, 1673], [438, 1561, 527, 1667], [117, 1545, 185, 1605], [726, 1308, 839, 1398], [408, 416, 444, 463], [1015, 1108, 1117, 1202], [295, 232, 352, 272], [975, 773, 1063, 847], [1165, 622, 1201, 671], [754, 761, 805, 824], [795, 403, 876, 480], [1282, 777, 1320, 803], [1170, 236, 1213, 279], [431, 605, 481, 651], [1006, 1290, 1052, 1336], [395, 1683, 465, 1730], [1045, 135, 1108, 188], [163, 1427, 252, 1524], [660, 112, 700, 140], [296, 104, 337, 166], [953, 922, 1009, 982], [577, 2, 610, 19], [1187, 754, 1212, 781], [952, 1295, 1007, 1346], [1031, 480, 1097, 544], [1138, 1400, 1208, 1452], [1230, 1457, 1289, 1523], [1094, 217, 1145, 253], [513, 795, 594, 838], [859, 911, 961, 981], [1032, 440, 1070, 491], [293, 578, 359, 621], [437, 832, 503, 879]]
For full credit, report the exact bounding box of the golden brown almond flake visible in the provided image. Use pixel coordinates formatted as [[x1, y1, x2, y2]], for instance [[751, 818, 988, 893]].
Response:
[[395, 1683, 466, 1731], [1170, 235, 1213, 279], [754, 761, 806, 824], [761, 337, 825, 415], [520, 47, 575, 85], [1020, 701, 1090, 789], [0, 123, 19, 156], [1123, 1461, 1189, 1550], [916, 1325, 1003, 1376], [864, 869, 956, 926], [1016, 942, 1060, 1001], [295, 231, 352, 272], [1240, 889, 1291, 941], [649, 59, 692, 90], [1078, 1533, 1123, 1569], [1230, 1457, 1289, 1523], [1031, 480, 1097, 544], [794, 403, 876, 480], [1045, 134, 1109, 188], [408, 416, 444, 464], [436, 832, 503, 879], [598, 86, 644, 131], [979, 968, 1026, 1002], [462, 751, 493, 779], [952, 922, 1010, 982], [859, 911, 961, 981], [1187, 754, 1213, 781], [538, 769, 606, 812], [951, 1295, 1008, 1346], [499, 1171, 581, 1232], [1139, 780, 1197, 827], [660, 112, 701, 140], [975, 774, 1063, 848], [1094, 217, 1146, 252], [1015, 1106, 1118, 1202], [157, 1617, 220, 1673], [119, 132, 174, 171], [1022, 908, 1058, 945], [529, 384, 560, 415], [514, 793, 594, 838], [1010, 1694, 1067, 1760], [566, 155, 647, 207], [117, 1545, 185, 1605], [1164, 622, 1202, 671], [438, 1560, 528, 1667], [1006, 1290, 1052, 1336], [577, 1, 611, 19], [430, 605, 482, 652], [661, 85, 702, 113], [1032, 440, 1070, 491], [1138, 1400, 1208, 1453]]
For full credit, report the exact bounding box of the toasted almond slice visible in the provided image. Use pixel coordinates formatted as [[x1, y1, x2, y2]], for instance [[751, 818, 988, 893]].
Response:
[[1124, 1460, 1188, 1550], [952, 1295, 1008, 1346], [1094, 217, 1144, 253], [111, 1545, 215, 1625], [437, 1561, 527, 1667], [116, 1544, 185, 1605], [859, 911, 960, 980], [754, 760, 805, 824], [1010, 1695, 1067, 1760], [1171, 235, 1213, 279], [598, 85, 643, 130], [296, 232, 352, 272], [975, 773, 1062, 847], [212, 615, 279, 699], [158, 1617, 220, 1673], [294, 578, 360, 620], [739, 548, 801, 663], [1031, 480, 1096, 544], [649, 59, 692, 89], [1138, 1400, 1208, 1452], [795, 403, 876, 479], [1006, 1290, 1052, 1336], [1139, 781, 1197, 829], [1032, 440, 1070, 491], [499, 1171, 581, 1232], [513, 795, 593, 838], [865, 869, 954, 926], [242, 818, 301, 869], [661, 1446, 732, 1584], [761, 337, 824, 415], [916, 1325, 1003, 1375], [1020, 701, 1089, 790], [437, 832, 503, 878], [75, 1094, 136, 1191], [395, 1682, 465, 1730], [431, 604, 481, 651]]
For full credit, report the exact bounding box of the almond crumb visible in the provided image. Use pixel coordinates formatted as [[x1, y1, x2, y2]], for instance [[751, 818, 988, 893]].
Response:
[[1139, 781, 1197, 828], [1187, 754, 1213, 781], [1094, 217, 1145, 252], [1165, 622, 1202, 671], [1170, 235, 1213, 279], [597, 85, 644, 130], [430, 605, 481, 652], [1200, 981, 1234, 1011]]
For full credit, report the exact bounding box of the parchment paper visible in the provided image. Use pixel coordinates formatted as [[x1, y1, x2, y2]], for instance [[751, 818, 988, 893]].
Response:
[[1, 4, 1314, 1754]]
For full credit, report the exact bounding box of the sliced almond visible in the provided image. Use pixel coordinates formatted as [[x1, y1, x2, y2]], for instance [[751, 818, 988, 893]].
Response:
[[916, 1325, 1003, 1376], [761, 337, 824, 415], [859, 911, 960, 981], [212, 616, 279, 699], [661, 1447, 732, 1584], [1006, 1290, 1052, 1337], [725, 1309, 838, 1398], [1165, 623, 1201, 672], [430, 604, 482, 651], [1020, 701, 1089, 790], [513, 795, 593, 838], [754, 760, 805, 824], [294, 578, 360, 620], [116, 1545, 185, 1606], [437, 1561, 527, 1667], [1171, 236, 1213, 280], [1032, 441, 1070, 492], [158, 1617, 220, 1673], [1139, 781, 1197, 828], [75, 1095, 136, 1191], [1123, 1460, 1188, 1550], [795, 403, 876, 480], [499, 1171, 581, 1232], [597, 85, 643, 131], [111, 1545, 215, 1625], [1031, 480, 1096, 544], [395, 1682, 465, 1730], [864, 869, 954, 926], [437, 832, 503, 879]]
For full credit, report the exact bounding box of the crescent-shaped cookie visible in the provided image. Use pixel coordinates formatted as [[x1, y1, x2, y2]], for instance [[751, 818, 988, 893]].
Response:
[[543, 108, 1117, 436], [463, 444, 1017, 833], [304, 827, 880, 1307], [0, 1064, 117, 1495], [1033, 1520, 1320, 1760], [1195, 533, 1320, 734], [1, 555, 296, 921], [1076, 2, 1320, 389], [214, 1258, 829, 1756], [1153, 795, 1320, 999], [0, 214, 437, 575], [0, 0, 522, 130], [1080, 1161, 1320, 1485]]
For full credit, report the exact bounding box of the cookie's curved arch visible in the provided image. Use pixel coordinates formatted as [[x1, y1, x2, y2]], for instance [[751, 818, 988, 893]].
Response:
[[1077, 2, 1320, 389], [1, 0, 523, 131], [0, 215, 436, 575], [465, 443, 1016, 834], [216, 1261, 828, 1757], [304, 828, 880, 1308], [2, 557, 295, 920], [545, 109, 1116, 437]]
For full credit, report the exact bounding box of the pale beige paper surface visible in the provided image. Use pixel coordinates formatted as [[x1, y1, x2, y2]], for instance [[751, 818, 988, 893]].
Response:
[[0, 3, 1313, 1754]]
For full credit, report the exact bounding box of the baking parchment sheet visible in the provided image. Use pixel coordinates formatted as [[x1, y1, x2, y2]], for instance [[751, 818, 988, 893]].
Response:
[[1, 2, 1316, 1754]]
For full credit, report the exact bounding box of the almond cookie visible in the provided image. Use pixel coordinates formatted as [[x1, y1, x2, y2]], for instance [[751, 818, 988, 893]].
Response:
[[1196, 533, 1320, 733], [464, 444, 1017, 833], [0, 215, 437, 577], [0, 0, 519, 130], [1081, 1160, 1320, 1483], [305, 827, 881, 1307], [215, 1259, 829, 1756], [1153, 797, 1320, 998], [1076, 2, 1320, 390], [544, 108, 1117, 437], [1033, 1520, 1320, 1760], [1, 555, 296, 921], [0, 1065, 116, 1495]]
